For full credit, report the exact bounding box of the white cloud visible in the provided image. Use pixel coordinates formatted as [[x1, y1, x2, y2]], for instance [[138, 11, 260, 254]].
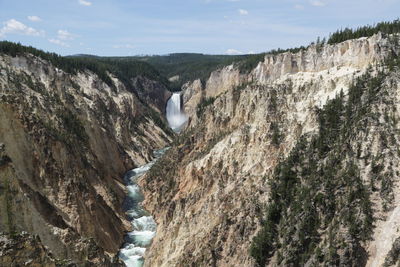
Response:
[[238, 9, 248, 15], [294, 4, 305, 10], [49, 38, 69, 47], [48, 30, 75, 47], [310, 0, 326, 7], [0, 19, 42, 38], [225, 48, 243, 55], [57, 30, 75, 40], [113, 44, 135, 49], [27, 16, 42, 22], [78, 0, 92, 6]]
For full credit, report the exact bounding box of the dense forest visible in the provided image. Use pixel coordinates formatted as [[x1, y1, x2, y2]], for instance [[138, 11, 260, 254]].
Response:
[[99, 53, 247, 90], [328, 19, 400, 44]]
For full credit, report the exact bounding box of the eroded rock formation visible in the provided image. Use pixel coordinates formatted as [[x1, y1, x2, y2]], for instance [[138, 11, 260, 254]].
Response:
[[141, 33, 400, 266]]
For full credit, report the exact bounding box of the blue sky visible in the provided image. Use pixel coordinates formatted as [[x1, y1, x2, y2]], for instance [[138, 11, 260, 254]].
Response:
[[0, 0, 399, 56]]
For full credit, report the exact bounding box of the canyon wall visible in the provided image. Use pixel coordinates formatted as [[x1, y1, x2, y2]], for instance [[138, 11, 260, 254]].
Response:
[[141, 33, 400, 266], [0, 53, 173, 265]]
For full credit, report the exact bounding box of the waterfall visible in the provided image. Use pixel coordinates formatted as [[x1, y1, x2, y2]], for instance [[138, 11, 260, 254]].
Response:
[[166, 92, 187, 132]]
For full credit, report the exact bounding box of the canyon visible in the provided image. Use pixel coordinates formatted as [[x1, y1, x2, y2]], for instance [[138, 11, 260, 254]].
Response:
[[1, 30, 400, 267]]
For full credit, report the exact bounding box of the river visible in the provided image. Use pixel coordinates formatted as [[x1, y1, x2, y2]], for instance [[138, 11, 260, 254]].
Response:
[[119, 92, 186, 266]]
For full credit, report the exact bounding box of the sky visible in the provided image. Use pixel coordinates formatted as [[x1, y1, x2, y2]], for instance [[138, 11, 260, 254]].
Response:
[[0, 0, 399, 56]]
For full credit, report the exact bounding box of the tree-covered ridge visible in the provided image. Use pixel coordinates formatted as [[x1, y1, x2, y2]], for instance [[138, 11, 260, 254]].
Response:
[[0, 41, 168, 89], [328, 19, 400, 44], [106, 53, 247, 91], [250, 53, 400, 266], [98, 58, 170, 89]]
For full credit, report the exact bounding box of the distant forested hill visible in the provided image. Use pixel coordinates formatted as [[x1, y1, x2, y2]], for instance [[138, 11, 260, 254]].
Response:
[[102, 53, 247, 90]]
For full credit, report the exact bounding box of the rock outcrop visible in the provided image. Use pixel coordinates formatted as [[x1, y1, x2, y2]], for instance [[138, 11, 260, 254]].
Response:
[[183, 33, 391, 126], [0, 232, 57, 267]]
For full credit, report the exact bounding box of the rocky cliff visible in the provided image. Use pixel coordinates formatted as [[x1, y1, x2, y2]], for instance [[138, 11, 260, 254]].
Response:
[[141, 33, 400, 266], [0, 51, 173, 265]]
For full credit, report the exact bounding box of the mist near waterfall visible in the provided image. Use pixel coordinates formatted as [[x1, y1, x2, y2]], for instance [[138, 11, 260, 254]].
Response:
[[166, 92, 187, 132]]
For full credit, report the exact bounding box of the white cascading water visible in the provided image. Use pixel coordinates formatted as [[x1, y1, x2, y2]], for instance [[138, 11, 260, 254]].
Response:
[[166, 92, 187, 132], [119, 93, 185, 266], [118, 148, 168, 267]]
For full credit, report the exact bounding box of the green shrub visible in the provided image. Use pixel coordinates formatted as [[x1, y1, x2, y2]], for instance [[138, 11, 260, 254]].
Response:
[[196, 97, 216, 117]]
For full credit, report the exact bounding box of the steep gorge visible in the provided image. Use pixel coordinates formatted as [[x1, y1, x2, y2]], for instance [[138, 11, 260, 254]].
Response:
[[1, 30, 400, 267], [0, 51, 173, 266], [140, 33, 400, 266]]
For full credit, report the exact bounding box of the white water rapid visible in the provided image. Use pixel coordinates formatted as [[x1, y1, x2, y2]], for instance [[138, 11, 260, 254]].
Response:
[[119, 93, 185, 265], [166, 92, 187, 132], [119, 148, 168, 267]]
